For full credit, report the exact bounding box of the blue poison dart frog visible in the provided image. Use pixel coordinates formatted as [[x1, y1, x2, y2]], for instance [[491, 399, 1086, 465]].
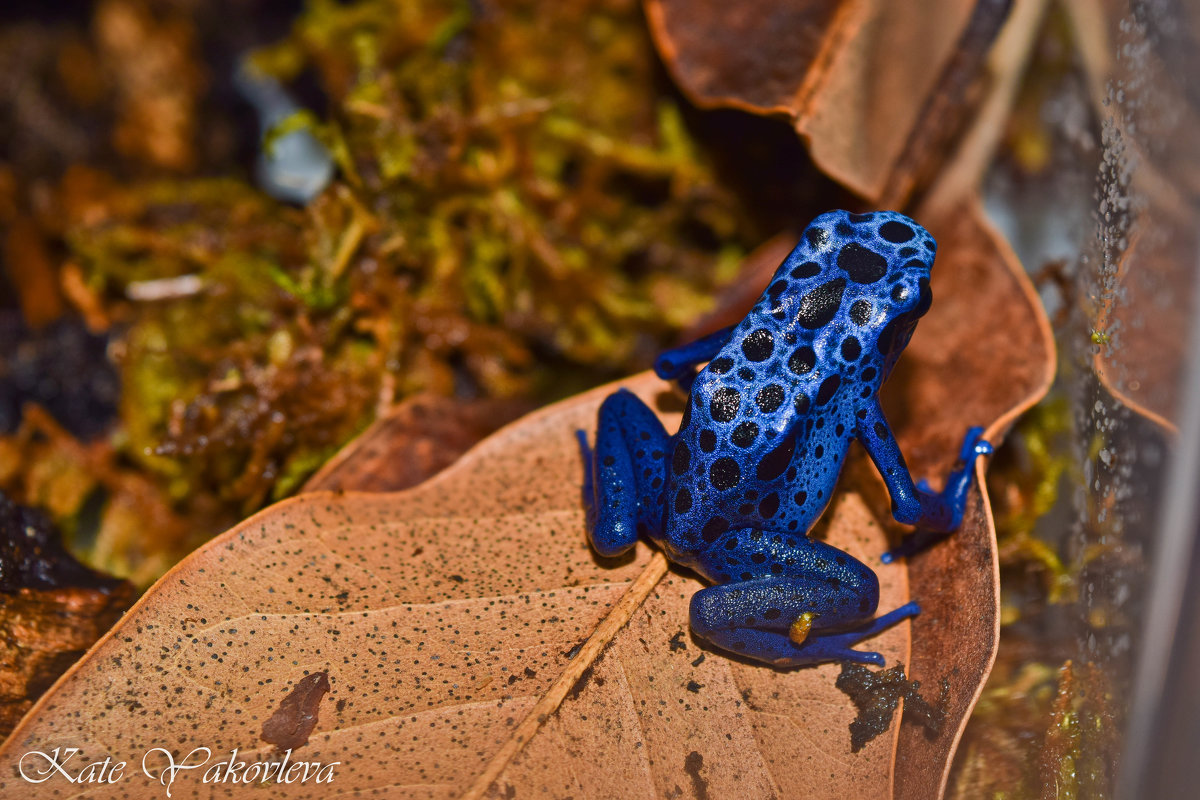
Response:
[[577, 210, 992, 667]]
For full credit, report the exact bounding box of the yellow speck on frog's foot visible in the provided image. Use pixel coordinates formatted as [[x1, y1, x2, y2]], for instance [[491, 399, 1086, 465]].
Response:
[[789, 612, 818, 645]]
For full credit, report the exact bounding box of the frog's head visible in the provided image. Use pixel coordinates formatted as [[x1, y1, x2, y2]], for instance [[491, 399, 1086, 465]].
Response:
[[801, 210, 936, 377], [863, 211, 935, 376]]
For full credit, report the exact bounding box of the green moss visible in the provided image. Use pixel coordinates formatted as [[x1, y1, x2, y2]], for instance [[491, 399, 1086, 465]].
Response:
[[57, 0, 754, 578]]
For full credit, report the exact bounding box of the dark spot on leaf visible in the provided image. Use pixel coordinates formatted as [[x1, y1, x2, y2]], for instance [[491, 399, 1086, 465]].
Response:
[[260, 672, 330, 751], [836, 662, 947, 753], [684, 751, 710, 800]]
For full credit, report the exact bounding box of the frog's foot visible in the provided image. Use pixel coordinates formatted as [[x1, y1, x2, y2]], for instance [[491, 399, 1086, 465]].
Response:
[[882, 427, 992, 562], [881, 529, 946, 564], [927, 425, 992, 525], [654, 324, 735, 392], [586, 389, 670, 557]]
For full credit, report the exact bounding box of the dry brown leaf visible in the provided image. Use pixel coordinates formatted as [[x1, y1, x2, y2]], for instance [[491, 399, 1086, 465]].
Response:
[[0, 377, 910, 799], [643, 0, 1011, 203], [304, 395, 531, 494], [1069, 0, 1198, 431], [0, 587, 134, 737], [1093, 206, 1192, 432], [3, 215, 64, 328], [0, 491, 134, 737], [0, 203, 1050, 799]]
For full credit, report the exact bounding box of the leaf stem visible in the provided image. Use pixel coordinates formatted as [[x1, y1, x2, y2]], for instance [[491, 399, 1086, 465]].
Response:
[[459, 550, 670, 800]]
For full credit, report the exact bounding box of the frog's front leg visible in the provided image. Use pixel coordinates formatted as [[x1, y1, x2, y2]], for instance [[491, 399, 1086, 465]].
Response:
[[689, 538, 920, 667], [856, 398, 992, 541], [653, 325, 735, 392], [584, 389, 670, 557]]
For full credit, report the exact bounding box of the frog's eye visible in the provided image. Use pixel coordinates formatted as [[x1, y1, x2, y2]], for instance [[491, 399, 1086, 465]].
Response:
[[890, 284, 910, 304], [915, 278, 933, 316]]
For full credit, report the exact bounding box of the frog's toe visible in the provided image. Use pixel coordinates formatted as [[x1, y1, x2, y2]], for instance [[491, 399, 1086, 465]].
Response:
[[838, 649, 886, 667], [883, 530, 947, 562], [959, 426, 992, 461], [652, 354, 676, 379], [790, 602, 918, 664], [779, 631, 888, 667]]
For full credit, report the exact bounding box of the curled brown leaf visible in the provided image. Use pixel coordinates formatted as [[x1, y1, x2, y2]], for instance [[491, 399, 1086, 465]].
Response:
[[644, 0, 1010, 202], [1094, 208, 1193, 431]]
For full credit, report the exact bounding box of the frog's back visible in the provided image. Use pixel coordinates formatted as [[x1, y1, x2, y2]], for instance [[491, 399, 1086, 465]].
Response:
[[663, 211, 935, 559]]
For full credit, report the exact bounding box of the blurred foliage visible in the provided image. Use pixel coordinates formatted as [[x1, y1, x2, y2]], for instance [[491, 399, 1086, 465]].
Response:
[[952, 372, 1129, 798], [991, 397, 1077, 609], [2, 0, 755, 585], [951, 656, 1119, 799]]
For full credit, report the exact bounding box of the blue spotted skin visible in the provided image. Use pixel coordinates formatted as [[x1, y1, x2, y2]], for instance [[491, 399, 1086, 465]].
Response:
[[580, 210, 993, 668]]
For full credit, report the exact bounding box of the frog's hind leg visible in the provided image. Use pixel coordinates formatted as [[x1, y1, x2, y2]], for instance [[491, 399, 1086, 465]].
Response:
[[689, 537, 918, 667], [585, 389, 670, 557], [692, 596, 920, 667]]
